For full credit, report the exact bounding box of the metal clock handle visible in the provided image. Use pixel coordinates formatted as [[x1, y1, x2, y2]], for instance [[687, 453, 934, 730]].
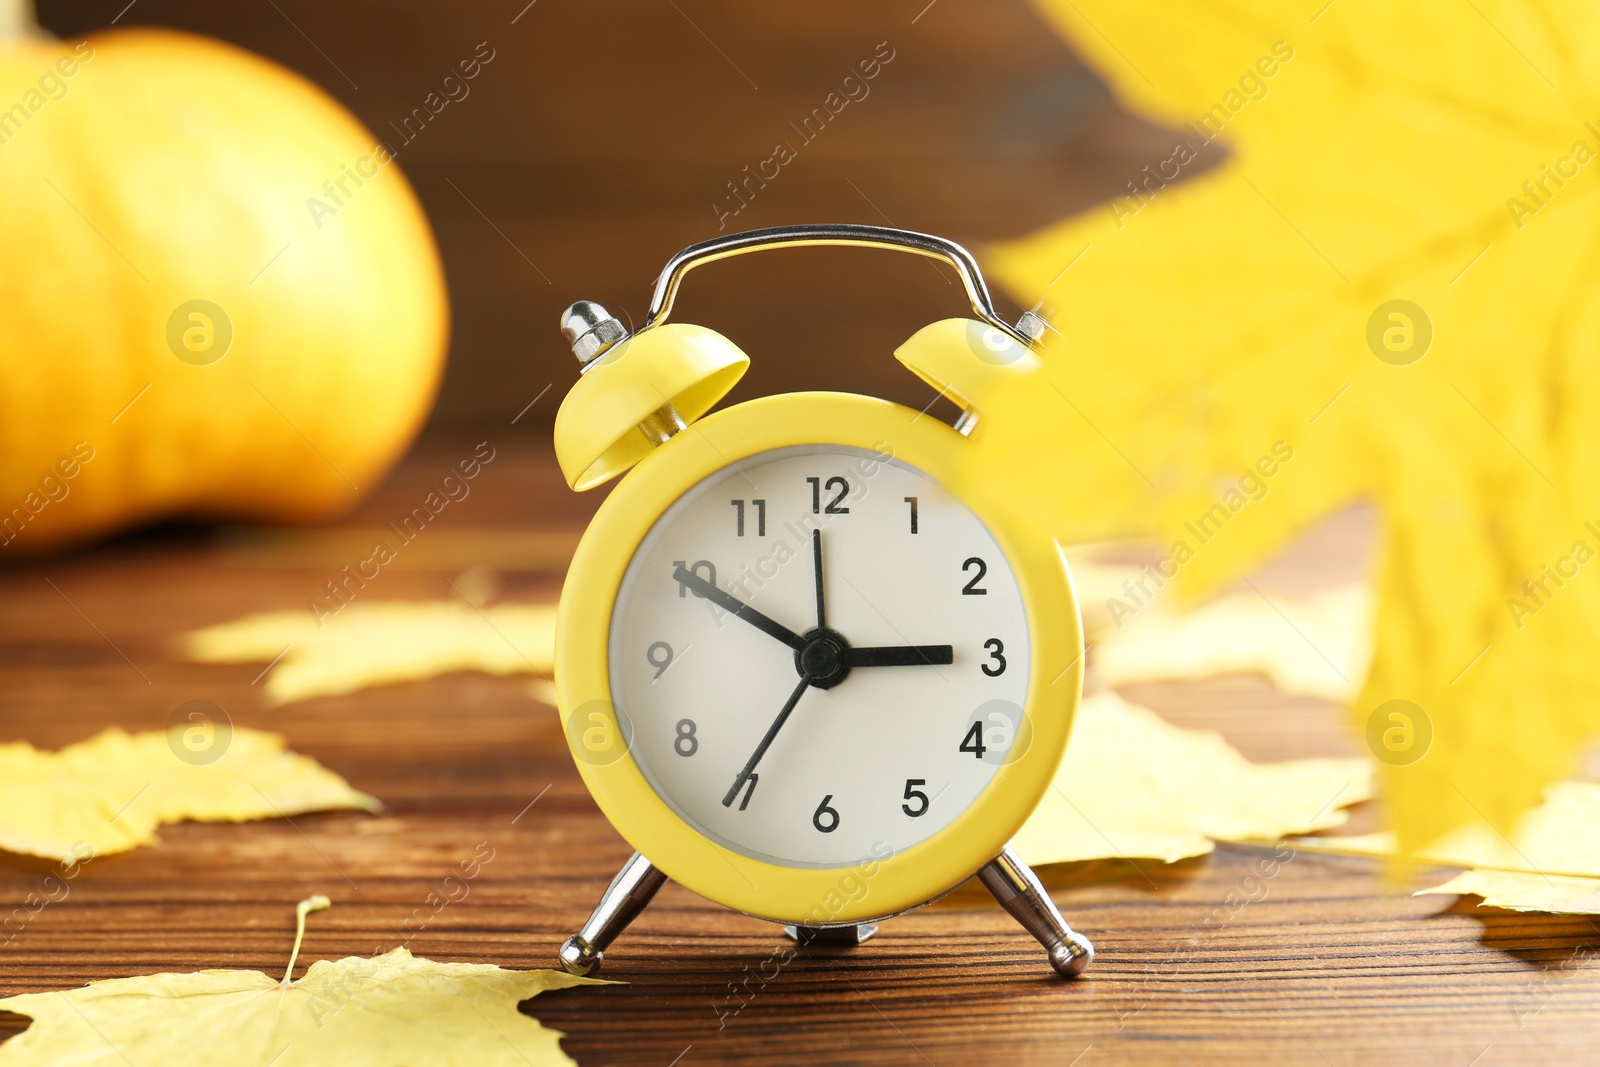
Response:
[[641, 223, 1043, 346]]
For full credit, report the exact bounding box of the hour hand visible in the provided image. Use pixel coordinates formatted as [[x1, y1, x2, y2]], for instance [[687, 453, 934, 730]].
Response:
[[672, 566, 807, 651], [842, 645, 954, 668]]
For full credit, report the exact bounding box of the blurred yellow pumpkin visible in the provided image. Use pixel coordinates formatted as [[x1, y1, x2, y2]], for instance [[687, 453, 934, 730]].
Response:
[[0, 2, 447, 553]]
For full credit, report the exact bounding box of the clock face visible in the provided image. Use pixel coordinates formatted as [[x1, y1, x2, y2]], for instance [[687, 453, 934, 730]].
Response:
[[609, 445, 1031, 870]]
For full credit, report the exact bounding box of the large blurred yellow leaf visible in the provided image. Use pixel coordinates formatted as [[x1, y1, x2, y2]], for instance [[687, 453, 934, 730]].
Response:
[[978, 0, 1600, 853]]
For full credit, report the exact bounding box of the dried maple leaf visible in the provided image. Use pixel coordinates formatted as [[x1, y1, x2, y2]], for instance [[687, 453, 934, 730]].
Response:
[[185, 601, 556, 704], [1093, 583, 1372, 700], [1013, 692, 1371, 866], [0, 728, 376, 861], [1298, 778, 1600, 877], [1298, 779, 1600, 911], [1419, 869, 1600, 914], [968, 0, 1600, 853], [0, 897, 602, 1066]]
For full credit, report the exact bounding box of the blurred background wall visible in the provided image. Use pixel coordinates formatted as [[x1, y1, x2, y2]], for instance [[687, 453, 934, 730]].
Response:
[[39, 0, 1195, 429]]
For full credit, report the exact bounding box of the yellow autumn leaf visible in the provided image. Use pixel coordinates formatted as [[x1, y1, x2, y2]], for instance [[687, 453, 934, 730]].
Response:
[[1012, 691, 1371, 866], [969, 0, 1600, 854], [1295, 778, 1600, 879], [0, 897, 602, 1067], [185, 601, 556, 704], [1418, 869, 1600, 914], [0, 728, 376, 862], [1094, 582, 1371, 700], [1051, 551, 1146, 636]]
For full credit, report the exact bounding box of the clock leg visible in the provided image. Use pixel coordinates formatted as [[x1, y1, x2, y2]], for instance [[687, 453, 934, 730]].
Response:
[[978, 846, 1094, 978], [558, 851, 668, 977]]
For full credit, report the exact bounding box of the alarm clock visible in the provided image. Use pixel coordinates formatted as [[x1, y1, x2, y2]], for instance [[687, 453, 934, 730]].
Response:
[[550, 224, 1092, 978]]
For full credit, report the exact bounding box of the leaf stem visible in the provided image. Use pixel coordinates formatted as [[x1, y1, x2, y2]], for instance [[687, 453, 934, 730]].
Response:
[[283, 895, 331, 984]]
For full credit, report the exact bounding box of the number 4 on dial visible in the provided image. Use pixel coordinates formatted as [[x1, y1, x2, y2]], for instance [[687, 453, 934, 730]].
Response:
[[960, 722, 986, 759]]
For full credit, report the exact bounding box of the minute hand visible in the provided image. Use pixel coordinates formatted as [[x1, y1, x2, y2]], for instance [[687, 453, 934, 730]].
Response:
[[672, 566, 808, 651], [843, 645, 954, 668]]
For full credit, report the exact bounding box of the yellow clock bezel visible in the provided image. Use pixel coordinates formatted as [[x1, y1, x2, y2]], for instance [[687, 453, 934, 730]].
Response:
[[555, 390, 1083, 925]]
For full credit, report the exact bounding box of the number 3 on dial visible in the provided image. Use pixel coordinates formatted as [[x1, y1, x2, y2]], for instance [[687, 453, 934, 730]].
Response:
[[982, 638, 1006, 677]]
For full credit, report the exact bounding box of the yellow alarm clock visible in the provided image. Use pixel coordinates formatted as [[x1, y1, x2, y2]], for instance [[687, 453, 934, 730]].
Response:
[[551, 224, 1091, 978]]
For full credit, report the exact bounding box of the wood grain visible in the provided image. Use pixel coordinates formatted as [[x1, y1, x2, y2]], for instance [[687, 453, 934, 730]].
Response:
[[2, 437, 1599, 1066]]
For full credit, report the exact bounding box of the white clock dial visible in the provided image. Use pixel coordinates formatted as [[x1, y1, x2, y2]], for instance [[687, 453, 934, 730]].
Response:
[[609, 445, 1030, 869]]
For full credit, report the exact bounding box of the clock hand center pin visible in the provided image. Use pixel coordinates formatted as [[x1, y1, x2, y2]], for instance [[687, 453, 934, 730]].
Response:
[[675, 534, 953, 688]]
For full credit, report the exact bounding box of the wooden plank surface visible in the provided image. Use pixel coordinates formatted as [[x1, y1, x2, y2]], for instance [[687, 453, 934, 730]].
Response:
[[3, 435, 1599, 1066]]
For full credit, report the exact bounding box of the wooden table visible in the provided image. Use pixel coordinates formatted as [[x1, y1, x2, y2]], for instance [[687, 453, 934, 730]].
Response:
[[2, 434, 1597, 1065]]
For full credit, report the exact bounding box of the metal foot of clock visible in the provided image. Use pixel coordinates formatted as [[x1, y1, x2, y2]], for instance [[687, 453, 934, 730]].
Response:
[[559, 845, 1092, 978], [977, 846, 1093, 978], [557, 851, 667, 978]]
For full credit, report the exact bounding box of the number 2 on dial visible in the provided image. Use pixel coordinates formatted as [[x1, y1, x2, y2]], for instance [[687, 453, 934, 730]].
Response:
[[961, 557, 988, 595]]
